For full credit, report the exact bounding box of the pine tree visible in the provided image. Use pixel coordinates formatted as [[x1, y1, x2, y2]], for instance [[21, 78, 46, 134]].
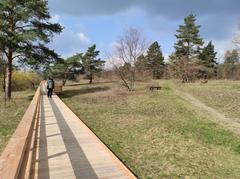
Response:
[[174, 14, 204, 59], [173, 14, 204, 82], [145, 41, 165, 79], [199, 41, 218, 77], [46, 54, 82, 86], [0, 0, 63, 100], [82, 44, 105, 84]]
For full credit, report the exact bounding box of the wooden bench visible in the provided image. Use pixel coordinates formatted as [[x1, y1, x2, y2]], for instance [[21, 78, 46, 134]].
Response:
[[149, 86, 162, 91], [200, 79, 208, 84]]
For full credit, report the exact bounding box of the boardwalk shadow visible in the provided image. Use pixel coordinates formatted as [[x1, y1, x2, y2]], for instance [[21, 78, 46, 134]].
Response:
[[49, 99, 98, 178], [60, 86, 110, 98], [36, 96, 50, 179], [66, 81, 113, 87], [66, 83, 89, 87]]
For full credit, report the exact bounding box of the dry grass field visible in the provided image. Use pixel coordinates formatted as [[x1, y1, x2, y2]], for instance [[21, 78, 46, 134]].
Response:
[[176, 80, 240, 119], [60, 80, 240, 178]]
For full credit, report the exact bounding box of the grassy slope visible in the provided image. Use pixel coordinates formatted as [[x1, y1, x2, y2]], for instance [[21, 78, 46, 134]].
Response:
[[61, 81, 240, 178], [0, 90, 34, 153], [175, 80, 240, 119]]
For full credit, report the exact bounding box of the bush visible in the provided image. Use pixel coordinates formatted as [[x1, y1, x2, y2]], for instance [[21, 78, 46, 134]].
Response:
[[11, 71, 41, 91]]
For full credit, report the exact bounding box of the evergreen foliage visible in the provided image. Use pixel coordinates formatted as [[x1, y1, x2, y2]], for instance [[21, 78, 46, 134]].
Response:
[[199, 41, 218, 77], [0, 0, 63, 99], [82, 44, 105, 84], [45, 54, 82, 85], [145, 41, 165, 79], [171, 14, 204, 82], [135, 54, 146, 72], [174, 14, 204, 59]]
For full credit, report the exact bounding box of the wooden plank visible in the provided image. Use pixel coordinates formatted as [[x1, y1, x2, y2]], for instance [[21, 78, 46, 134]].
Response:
[[18, 100, 40, 179], [30, 96, 75, 179], [50, 94, 137, 179], [0, 84, 41, 179], [30, 85, 136, 179]]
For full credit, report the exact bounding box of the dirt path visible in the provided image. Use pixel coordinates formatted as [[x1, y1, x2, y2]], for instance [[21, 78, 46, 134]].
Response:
[[175, 89, 240, 135]]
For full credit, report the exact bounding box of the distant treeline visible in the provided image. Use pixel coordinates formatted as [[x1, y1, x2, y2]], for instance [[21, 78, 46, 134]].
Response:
[[103, 14, 240, 87], [1, 0, 240, 96]]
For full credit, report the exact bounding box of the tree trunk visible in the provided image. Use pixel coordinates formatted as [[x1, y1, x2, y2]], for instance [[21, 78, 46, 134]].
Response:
[[62, 68, 69, 86], [115, 66, 131, 91], [30, 81, 35, 90], [130, 75, 133, 91], [5, 52, 13, 100], [130, 69, 134, 91], [132, 70, 135, 90], [3, 69, 6, 91], [152, 70, 155, 79], [62, 72, 67, 86], [89, 73, 93, 84], [182, 74, 188, 83], [62, 79, 67, 86]]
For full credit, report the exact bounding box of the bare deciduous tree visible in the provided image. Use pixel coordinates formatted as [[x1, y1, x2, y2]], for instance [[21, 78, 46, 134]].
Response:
[[111, 28, 147, 91], [233, 24, 240, 52]]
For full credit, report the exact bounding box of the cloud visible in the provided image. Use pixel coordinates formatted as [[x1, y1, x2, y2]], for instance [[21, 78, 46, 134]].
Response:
[[48, 0, 240, 19], [199, 14, 238, 41], [49, 14, 60, 23], [48, 0, 240, 43], [48, 28, 91, 58], [212, 39, 235, 63], [47, 0, 240, 61], [77, 33, 91, 44], [48, 0, 136, 16]]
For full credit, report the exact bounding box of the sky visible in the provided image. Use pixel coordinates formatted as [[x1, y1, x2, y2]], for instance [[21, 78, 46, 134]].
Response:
[[47, 0, 240, 64]]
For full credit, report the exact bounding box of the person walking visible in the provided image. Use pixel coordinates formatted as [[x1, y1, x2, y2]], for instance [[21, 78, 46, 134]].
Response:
[[47, 78, 55, 98]]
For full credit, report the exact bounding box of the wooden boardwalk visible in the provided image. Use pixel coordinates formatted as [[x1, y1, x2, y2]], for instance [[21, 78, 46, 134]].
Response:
[[28, 88, 136, 178]]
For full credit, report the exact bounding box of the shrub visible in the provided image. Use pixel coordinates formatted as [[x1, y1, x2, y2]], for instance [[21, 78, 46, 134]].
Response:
[[11, 71, 41, 91]]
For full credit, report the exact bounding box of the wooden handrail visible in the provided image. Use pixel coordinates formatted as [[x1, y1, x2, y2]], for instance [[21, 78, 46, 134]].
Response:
[[0, 84, 41, 179]]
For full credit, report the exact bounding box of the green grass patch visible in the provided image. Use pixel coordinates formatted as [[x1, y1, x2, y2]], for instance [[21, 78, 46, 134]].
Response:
[[0, 90, 34, 153]]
